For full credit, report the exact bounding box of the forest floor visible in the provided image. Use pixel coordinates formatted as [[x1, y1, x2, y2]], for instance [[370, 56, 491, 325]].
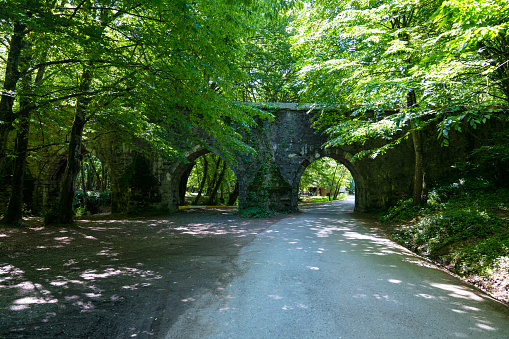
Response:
[[0, 209, 287, 338]]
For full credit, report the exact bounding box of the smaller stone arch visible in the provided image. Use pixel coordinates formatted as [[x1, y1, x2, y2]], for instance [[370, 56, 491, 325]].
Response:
[[162, 147, 243, 211], [293, 147, 365, 212]]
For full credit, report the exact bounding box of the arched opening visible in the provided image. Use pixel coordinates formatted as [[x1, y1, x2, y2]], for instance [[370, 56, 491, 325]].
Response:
[[173, 150, 239, 208], [299, 157, 354, 202], [42, 150, 112, 215], [75, 152, 112, 215], [295, 153, 362, 212]]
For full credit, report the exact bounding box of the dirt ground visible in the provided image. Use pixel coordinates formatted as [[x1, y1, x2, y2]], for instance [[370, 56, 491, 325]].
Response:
[[0, 209, 287, 338]]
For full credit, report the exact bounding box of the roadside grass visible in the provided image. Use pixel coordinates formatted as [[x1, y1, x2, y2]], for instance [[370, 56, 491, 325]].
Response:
[[380, 178, 509, 301], [299, 193, 348, 204]]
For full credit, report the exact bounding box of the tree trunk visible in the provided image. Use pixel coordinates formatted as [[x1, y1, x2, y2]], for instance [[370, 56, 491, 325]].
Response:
[[55, 68, 92, 224], [101, 166, 107, 191], [87, 155, 102, 190], [1, 42, 45, 225], [1, 81, 31, 225], [328, 165, 339, 201], [421, 172, 428, 204], [208, 160, 227, 205], [408, 89, 424, 206], [228, 181, 239, 205], [206, 156, 222, 197], [81, 159, 87, 212], [333, 173, 346, 200], [0, 22, 26, 171], [193, 157, 208, 205], [179, 164, 193, 205], [411, 126, 424, 206]]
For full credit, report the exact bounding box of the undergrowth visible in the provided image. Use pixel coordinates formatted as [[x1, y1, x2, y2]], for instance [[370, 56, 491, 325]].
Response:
[[237, 207, 275, 218], [381, 179, 509, 279]]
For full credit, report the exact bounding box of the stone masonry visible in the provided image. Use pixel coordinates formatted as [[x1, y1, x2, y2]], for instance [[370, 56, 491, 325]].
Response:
[[2, 103, 491, 215]]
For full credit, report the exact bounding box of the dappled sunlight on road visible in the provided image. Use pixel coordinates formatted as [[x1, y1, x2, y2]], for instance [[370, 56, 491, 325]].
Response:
[[429, 283, 485, 302], [203, 199, 509, 338]]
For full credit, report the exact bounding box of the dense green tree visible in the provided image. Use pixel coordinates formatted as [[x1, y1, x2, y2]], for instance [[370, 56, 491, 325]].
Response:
[[238, 14, 301, 102], [291, 0, 508, 205], [1, 0, 293, 224]]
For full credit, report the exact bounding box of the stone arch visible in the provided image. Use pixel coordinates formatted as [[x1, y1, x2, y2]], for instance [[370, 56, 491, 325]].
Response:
[[164, 147, 242, 210], [32, 142, 112, 213], [293, 146, 365, 212]]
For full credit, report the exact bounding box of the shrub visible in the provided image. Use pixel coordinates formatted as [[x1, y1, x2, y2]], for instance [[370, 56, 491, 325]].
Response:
[[378, 198, 437, 222], [237, 207, 275, 218], [74, 190, 112, 214]]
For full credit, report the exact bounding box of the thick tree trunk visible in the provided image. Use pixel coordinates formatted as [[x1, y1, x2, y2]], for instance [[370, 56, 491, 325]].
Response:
[[2, 96, 30, 225], [228, 181, 239, 205], [2, 43, 45, 225], [81, 159, 87, 212], [0, 22, 26, 171], [410, 126, 424, 206], [193, 157, 208, 205], [56, 69, 91, 224]]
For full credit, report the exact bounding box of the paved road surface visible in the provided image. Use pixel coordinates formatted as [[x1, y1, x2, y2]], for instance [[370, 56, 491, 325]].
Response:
[[165, 197, 509, 338]]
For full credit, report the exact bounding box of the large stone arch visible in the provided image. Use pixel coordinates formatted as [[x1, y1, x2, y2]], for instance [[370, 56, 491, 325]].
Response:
[[13, 103, 498, 217]]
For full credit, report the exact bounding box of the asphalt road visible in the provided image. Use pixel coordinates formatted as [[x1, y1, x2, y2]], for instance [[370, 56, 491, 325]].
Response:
[[165, 197, 509, 338]]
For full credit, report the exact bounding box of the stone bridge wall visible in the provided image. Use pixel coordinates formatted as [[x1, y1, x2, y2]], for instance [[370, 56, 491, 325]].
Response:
[[1, 104, 492, 216], [114, 105, 486, 214]]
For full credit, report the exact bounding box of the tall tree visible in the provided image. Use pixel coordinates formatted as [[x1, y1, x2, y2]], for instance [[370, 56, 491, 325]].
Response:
[[238, 14, 301, 102], [2, 0, 295, 223], [0, 2, 29, 170]]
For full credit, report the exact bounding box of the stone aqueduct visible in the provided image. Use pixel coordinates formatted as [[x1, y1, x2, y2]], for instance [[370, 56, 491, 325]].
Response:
[[7, 104, 485, 216]]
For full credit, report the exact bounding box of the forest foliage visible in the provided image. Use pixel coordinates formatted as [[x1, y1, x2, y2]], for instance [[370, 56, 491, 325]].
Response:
[[0, 0, 293, 224], [299, 157, 353, 201], [1, 0, 508, 225]]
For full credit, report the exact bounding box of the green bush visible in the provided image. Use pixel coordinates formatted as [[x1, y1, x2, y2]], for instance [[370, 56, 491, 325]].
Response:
[[378, 198, 438, 222], [74, 190, 112, 214], [382, 131, 509, 283], [237, 207, 275, 218], [396, 208, 505, 256], [448, 234, 509, 275]]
